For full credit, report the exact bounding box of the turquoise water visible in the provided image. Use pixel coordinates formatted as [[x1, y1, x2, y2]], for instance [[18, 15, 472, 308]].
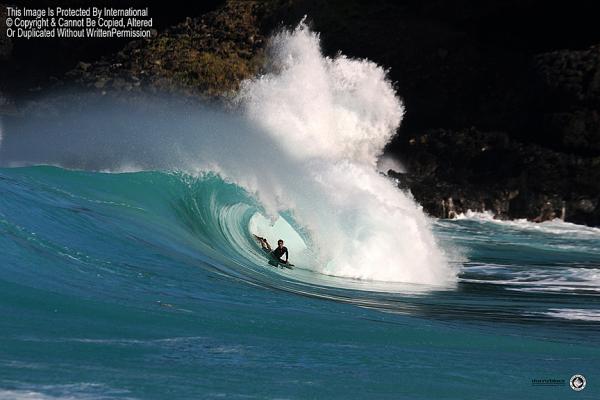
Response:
[[0, 166, 599, 399]]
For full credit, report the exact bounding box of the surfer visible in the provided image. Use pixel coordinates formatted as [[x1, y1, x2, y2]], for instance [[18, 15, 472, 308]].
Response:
[[255, 235, 289, 265]]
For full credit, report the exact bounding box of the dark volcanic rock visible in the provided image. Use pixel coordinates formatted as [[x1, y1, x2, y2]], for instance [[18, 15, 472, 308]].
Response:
[[533, 46, 600, 107], [394, 127, 600, 224], [529, 46, 600, 155]]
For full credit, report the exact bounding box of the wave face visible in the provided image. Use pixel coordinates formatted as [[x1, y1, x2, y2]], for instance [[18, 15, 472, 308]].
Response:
[[0, 23, 454, 285]]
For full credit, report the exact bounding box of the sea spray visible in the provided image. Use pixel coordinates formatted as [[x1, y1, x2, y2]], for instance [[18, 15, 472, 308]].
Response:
[[238, 23, 402, 166], [376, 154, 405, 174], [235, 22, 455, 284]]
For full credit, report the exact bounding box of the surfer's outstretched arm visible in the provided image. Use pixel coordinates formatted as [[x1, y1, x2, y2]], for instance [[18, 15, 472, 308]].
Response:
[[262, 238, 272, 251], [254, 235, 272, 251]]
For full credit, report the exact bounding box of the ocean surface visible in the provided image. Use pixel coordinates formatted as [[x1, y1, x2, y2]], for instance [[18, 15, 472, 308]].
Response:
[[1, 23, 598, 399], [0, 167, 598, 399]]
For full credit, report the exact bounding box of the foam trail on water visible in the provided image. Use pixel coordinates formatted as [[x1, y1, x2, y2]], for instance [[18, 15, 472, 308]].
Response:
[[456, 210, 600, 237], [236, 23, 454, 284]]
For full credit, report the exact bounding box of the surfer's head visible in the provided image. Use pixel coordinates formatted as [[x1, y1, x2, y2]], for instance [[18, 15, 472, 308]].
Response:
[[277, 239, 284, 248]]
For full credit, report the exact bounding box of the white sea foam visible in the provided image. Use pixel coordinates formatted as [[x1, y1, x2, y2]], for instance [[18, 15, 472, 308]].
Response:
[[376, 154, 405, 174], [237, 24, 403, 167], [542, 308, 600, 321], [236, 23, 454, 284], [461, 264, 600, 294], [0, 384, 135, 400], [455, 210, 600, 237]]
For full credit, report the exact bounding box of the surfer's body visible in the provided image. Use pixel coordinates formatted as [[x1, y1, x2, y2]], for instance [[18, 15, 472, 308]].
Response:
[[270, 243, 289, 263], [255, 235, 289, 265]]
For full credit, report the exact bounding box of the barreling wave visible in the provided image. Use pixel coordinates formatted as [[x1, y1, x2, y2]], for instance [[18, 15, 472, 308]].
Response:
[[0, 166, 452, 305], [1, 163, 599, 325], [0, 22, 456, 286]]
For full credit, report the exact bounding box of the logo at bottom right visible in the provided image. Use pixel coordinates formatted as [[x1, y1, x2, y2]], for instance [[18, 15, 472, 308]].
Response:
[[570, 374, 586, 391]]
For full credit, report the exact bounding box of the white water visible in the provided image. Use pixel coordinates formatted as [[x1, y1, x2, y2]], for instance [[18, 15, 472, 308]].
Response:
[[455, 210, 600, 237], [543, 308, 600, 322], [235, 23, 454, 284], [376, 154, 405, 174]]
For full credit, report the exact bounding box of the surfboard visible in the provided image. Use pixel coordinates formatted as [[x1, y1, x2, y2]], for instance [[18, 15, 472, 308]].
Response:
[[268, 258, 294, 269], [269, 257, 294, 269], [265, 250, 294, 269]]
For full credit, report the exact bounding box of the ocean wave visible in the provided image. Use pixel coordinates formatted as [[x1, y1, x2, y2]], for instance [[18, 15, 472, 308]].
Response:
[[0, 22, 456, 286]]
